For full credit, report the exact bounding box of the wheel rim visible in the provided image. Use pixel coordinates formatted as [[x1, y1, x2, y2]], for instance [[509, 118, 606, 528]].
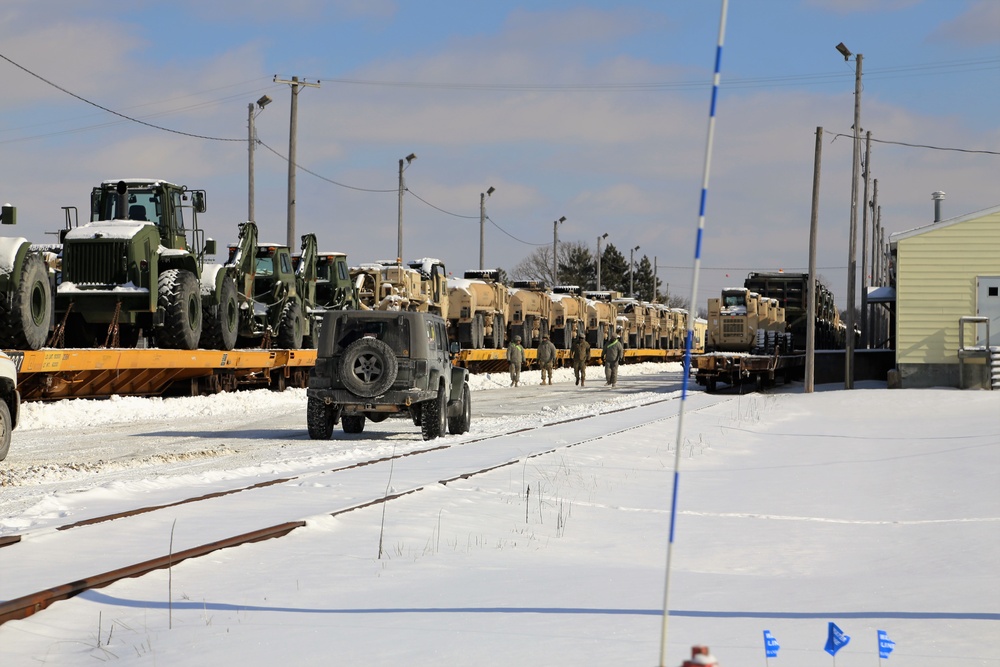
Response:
[[353, 353, 383, 383]]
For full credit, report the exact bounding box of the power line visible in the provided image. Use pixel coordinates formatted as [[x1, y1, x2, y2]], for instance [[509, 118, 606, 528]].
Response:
[[485, 216, 549, 247], [406, 189, 478, 219], [0, 52, 244, 142], [257, 139, 397, 192], [831, 132, 999, 156], [319, 56, 1000, 93]]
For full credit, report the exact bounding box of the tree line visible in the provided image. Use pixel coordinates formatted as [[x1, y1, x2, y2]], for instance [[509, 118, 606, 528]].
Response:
[[504, 241, 688, 309]]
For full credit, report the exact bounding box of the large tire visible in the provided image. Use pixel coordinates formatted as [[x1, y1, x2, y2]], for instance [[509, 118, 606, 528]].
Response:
[[0, 252, 51, 350], [342, 414, 366, 434], [487, 316, 505, 349], [458, 322, 474, 349], [0, 399, 10, 461], [420, 382, 447, 440], [307, 396, 338, 440], [447, 382, 472, 435], [473, 314, 485, 349], [338, 337, 398, 397], [200, 275, 239, 351], [157, 269, 202, 350], [276, 300, 304, 349]]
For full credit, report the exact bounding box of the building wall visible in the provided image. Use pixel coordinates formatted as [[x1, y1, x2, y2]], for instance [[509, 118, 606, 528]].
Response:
[[895, 210, 1000, 378]]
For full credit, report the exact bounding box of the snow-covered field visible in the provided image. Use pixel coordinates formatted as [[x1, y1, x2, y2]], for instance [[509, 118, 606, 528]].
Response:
[[1, 364, 997, 666]]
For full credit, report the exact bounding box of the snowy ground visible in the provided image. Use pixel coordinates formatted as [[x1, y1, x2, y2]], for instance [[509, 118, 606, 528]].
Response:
[[1, 364, 998, 666]]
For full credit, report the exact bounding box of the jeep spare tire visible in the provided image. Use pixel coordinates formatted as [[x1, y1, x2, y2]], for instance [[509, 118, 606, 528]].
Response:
[[338, 337, 398, 397]]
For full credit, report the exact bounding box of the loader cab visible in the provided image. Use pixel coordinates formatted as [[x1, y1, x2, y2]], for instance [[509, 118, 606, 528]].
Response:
[[90, 180, 197, 251], [253, 245, 295, 301]]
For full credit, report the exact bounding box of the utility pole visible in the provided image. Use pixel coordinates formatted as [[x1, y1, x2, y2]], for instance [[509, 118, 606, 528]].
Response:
[[479, 186, 495, 270], [835, 43, 862, 390], [806, 127, 823, 393], [552, 216, 565, 286], [247, 95, 272, 224], [630, 245, 640, 297], [596, 233, 608, 291], [860, 130, 872, 349], [397, 153, 416, 264], [274, 76, 320, 249]]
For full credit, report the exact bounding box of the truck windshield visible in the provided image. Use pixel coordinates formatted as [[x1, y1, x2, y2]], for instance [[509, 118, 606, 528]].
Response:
[[96, 186, 168, 237]]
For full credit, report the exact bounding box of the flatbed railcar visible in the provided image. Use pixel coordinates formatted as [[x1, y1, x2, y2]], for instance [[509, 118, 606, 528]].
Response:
[[4, 345, 695, 402], [693, 351, 804, 393]]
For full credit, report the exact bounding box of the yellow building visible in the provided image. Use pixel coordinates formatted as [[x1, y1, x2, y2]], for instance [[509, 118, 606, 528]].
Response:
[[889, 204, 1000, 389]]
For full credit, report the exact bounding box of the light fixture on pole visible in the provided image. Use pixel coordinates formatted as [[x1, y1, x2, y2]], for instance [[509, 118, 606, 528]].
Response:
[[552, 216, 566, 286], [836, 42, 863, 389], [247, 94, 272, 225], [479, 186, 495, 270], [596, 232, 608, 291], [630, 245, 640, 297], [397, 153, 417, 265]]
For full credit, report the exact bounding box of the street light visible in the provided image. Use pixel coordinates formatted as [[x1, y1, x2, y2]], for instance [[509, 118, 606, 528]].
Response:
[[596, 233, 608, 291], [397, 153, 416, 264], [552, 216, 566, 286], [837, 42, 863, 389], [629, 245, 640, 297], [479, 186, 495, 270], [247, 94, 272, 224]]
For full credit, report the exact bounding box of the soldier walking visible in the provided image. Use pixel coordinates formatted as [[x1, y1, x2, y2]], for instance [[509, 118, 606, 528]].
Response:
[[506, 334, 525, 386], [569, 333, 591, 387], [536, 333, 557, 385], [602, 332, 624, 387]]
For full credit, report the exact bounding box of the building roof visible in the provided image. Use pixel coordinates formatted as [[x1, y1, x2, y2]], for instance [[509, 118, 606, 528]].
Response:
[[889, 204, 1000, 245]]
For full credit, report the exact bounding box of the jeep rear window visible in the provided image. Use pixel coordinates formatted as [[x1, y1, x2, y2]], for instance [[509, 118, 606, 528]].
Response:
[[335, 319, 410, 356]]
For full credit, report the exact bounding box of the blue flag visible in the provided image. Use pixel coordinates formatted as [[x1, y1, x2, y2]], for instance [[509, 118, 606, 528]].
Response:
[[825, 622, 851, 656], [763, 630, 780, 658], [878, 630, 895, 659]]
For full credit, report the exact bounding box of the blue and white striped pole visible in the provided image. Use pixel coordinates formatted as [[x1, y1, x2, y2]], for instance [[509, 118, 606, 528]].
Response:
[[658, 2, 728, 665]]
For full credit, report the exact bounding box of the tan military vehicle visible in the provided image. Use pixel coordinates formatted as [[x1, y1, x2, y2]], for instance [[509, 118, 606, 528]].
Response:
[[507, 280, 550, 347], [582, 291, 618, 348], [548, 286, 588, 349], [446, 269, 508, 349]]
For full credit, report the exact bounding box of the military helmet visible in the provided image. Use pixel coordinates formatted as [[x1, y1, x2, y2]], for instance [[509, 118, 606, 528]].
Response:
[[513, 335, 522, 342]]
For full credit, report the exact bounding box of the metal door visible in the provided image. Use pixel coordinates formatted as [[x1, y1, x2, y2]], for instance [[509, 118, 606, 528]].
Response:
[[976, 276, 1000, 346]]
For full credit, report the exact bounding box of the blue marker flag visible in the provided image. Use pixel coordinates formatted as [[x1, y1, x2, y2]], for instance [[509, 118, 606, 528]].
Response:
[[763, 629, 780, 658], [825, 622, 851, 656], [878, 630, 895, 659]]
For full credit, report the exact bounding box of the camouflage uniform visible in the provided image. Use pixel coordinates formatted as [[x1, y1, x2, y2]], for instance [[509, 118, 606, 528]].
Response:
[[569, 335, 591, 387], [602, 334, 624, 387], [536, 335, 557, 385], [506, 336, 525, 386]]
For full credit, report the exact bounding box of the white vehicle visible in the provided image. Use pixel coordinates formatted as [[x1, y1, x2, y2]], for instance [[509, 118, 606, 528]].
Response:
[[0, 349, 19, 461]]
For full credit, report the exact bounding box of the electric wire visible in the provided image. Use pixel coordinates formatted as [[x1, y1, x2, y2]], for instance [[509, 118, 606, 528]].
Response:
[[256, 139, 398, 193], [830, 132, 1000, 156], [0, 52, 244, 142]]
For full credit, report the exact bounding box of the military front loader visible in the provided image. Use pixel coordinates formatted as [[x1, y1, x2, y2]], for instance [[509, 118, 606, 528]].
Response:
[[54, 179, 235, 350], [223, 221, 311, 349], [292, 237, 358, 346], [0, 203, 53, 350]]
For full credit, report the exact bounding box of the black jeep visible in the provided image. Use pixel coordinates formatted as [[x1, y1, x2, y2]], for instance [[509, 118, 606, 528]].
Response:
[[306, 310, 471, 440]]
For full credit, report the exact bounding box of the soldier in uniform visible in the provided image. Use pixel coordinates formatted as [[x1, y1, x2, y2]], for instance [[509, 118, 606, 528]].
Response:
[[506, 334, 525, 386], [536, 333, 557, 385], [602, 331, 624, 387], [569, 334, 591, 387]]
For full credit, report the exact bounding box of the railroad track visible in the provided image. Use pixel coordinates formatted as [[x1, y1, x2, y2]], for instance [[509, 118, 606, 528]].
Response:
[[0, 391, 727, 626]]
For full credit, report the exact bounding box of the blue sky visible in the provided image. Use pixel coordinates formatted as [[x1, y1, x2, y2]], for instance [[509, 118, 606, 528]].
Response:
[[1, 0, 997, 308]]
